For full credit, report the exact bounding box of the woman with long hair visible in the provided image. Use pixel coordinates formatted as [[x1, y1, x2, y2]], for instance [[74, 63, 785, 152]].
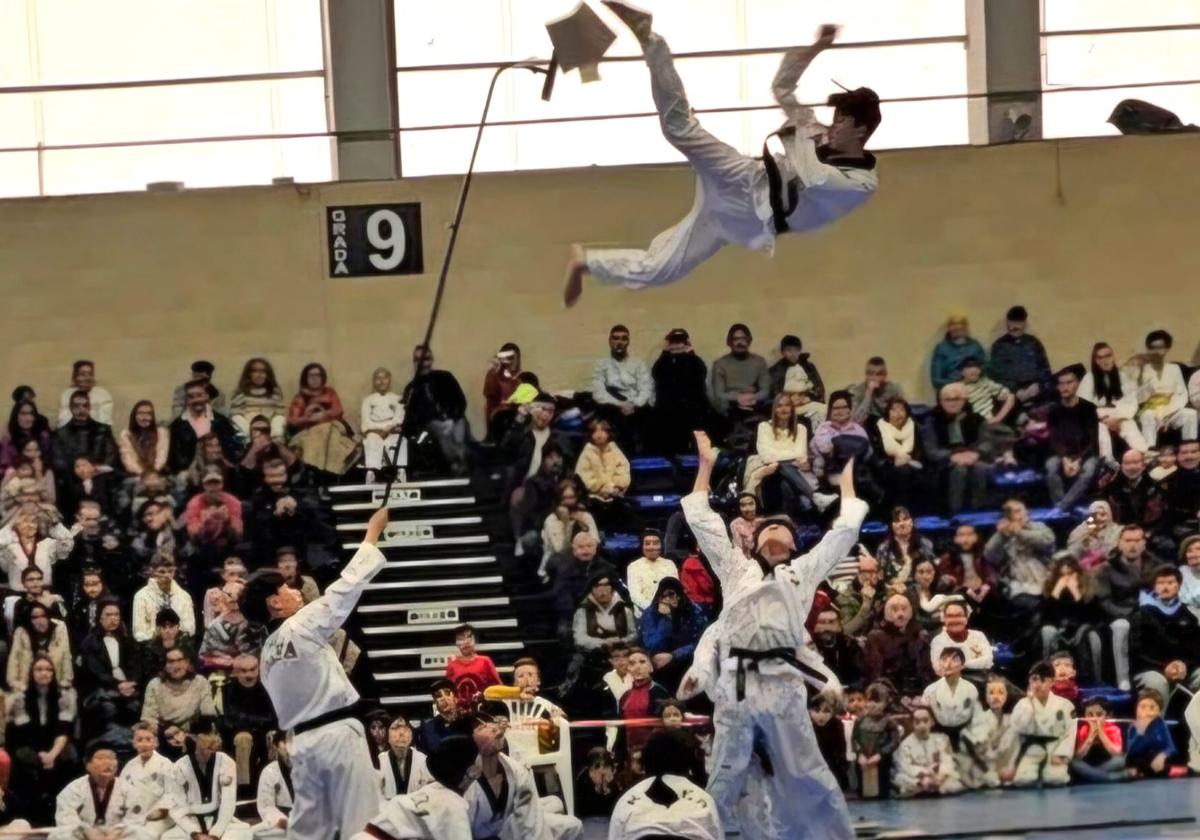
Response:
[[875, 506, 935, 589], [1078, 341, 1150, 459], [76, 599, 142, 744], [1040, 553, 1105, 681], [0, 399, 51, 472], [907, 557, 951, 632], [287, 362, 358, 476], [118, 400, 168, 478], [230, 357, 287, 440], [7, 602, 72, 691], [744, 393, 817, 512], [575, 418, 636, 532], [8, 654, 79, 824], [184, 432, 236, 492]]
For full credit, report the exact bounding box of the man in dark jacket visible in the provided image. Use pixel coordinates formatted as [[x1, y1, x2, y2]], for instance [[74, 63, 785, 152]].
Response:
[[221, 653, 277, 784], [1044, 364, 1100, 511], [988, 306, 1054, 414], [920, 383, 991, 514], [545, 531, 614, 642], [1094, 524, 1162, 690], [1131, 565, 1200, 707], [1162, 438, 1200, 538], [813, 606, 864, 686], [498, 393, 572, 500], [1105, 448, 1165, 527], [401, 345, 471, 476], [249, 458, 337, 571], [166, 379, 240, 473], [51, 390, 118, 479], [650, 328, 720, 454], [768, 334, 827, 404]]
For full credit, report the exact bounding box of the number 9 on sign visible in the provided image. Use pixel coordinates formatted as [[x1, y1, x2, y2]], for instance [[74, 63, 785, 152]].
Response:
[[366, 209, 406, 270]]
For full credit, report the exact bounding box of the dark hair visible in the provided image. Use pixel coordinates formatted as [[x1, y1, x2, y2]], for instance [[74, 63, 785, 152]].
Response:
[[605, 641, 630, 656], [8, 399, 48, 444], [298, 362, 328, 391], [1089, 342, 1124, 404], [827, 389, 853, 415], [24, 654, 61, 723], [552, 479, 581, 510], [1153, 564, 1183, 583], [1029, 661, 1055, 681], [155, 609, 181, 627], [1145, 329, 1173, 349], [94, 597, 124, 630], [1005, 305, 1028, 322], [609, 324, 629, 336], [19, 566, 42, 583], [866, 356, 887, 368], [883, 396, 911, 423], [242, 569, 286, 626], [11, 386, 34, 403], [780, 335, 803, 351], [585, 746, 616, 769], [587, 418, 614, 441], [541, 440, 564, 461], [1084, 697, 1110, 714], [726, 323, 752, 343], [236, 358, 280, 397], [1120, 523, 1145, 537], [72, 360, 94, 376], [454, 623, 476, 639], [499, 342, 521, 355], [426, 736, 479, 789], [69, 389, 90, 405], [1137, 688, 1165, 710], [182, 379, 210, 395], [938, 646, 966, 665], [642, 729, 694, 777], [827, 87, 881, 136], [191, 360, 215, 376], [127, 400, 160, 467]]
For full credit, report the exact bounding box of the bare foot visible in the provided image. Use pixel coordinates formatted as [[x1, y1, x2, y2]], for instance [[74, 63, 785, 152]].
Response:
[[563, 244, 586, 308], [601, 0, 653, 43]]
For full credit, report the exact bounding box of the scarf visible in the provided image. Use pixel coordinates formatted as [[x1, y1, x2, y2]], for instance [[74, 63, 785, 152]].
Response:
[[877, 417, 915, 457], [1139, 590, 1184, 616]]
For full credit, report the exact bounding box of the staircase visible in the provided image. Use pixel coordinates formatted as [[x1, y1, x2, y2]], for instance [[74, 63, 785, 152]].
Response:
[[330, 474, 551, 721]]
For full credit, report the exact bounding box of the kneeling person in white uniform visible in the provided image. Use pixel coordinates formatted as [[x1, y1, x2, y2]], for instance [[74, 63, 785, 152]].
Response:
[[54, 746, 148, 840], [351, 736, 479, 840], [609, 729, 722, 840], [254, 731, 293, 838], [379, 714, 433, 799], [563, 2, 880, 307], [163, 723, 253, 840], [120, 722, 176, 839], [244, 506, 390, 840], [1011, 661, 1075, 787], [465, 711, 583, 840]]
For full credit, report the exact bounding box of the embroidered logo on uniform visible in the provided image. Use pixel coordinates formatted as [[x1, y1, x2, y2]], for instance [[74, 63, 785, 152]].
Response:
[[219, 774, 234, 787]]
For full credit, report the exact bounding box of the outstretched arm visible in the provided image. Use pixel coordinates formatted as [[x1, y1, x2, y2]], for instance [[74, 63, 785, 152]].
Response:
[[772, 24, 839, 127], [792, 457, 868, 586], [680, 431, 738, 588], [294, 506, 389, 643]]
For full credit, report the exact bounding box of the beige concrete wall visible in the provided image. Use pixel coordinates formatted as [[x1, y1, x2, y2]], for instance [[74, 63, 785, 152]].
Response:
[[1, 133, 1199, 432]]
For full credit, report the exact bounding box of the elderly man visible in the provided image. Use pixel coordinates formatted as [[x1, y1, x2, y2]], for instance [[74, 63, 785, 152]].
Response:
[[920, 383, 991, 514], [546, 531, 614, 639], [836, 549, 883, 637]]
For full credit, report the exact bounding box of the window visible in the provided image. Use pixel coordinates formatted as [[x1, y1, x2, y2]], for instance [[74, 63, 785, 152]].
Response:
[[394, 0, 968, 176], [1041, 1, 1200, 138], [0, 0, 329, 198]]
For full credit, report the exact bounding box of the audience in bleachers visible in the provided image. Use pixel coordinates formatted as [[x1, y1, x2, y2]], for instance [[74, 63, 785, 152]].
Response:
[[0, 305, 1192, 833]]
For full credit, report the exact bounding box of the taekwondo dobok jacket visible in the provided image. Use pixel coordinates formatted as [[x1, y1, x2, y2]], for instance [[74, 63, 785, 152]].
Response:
[[167, 751, 241, 837], [378, 747, 432, 799], [53, 776, 143, 839]]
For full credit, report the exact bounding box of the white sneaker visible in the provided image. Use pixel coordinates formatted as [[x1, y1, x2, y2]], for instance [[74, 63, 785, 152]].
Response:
[[813, 492, 838, 513]]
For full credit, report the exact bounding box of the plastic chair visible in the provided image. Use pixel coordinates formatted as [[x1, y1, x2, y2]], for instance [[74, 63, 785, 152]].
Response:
[[503, 696, 575, 816]]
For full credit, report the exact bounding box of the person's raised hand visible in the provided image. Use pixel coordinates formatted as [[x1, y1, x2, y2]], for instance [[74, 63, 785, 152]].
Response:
[[839, 456, 857, 500], [365, 505, 390, 545], [694, 431, 717, 467]]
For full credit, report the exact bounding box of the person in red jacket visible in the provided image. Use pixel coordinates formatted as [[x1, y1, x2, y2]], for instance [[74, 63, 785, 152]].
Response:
[[445, 623, 501, 708]]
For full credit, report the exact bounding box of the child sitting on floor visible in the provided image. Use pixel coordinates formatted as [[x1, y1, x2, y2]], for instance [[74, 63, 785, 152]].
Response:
[[893, 705, 964, 798], [1126, 689, 1176, 779], [1069, 697, 1126, 783], [810, 693, 849, 791]]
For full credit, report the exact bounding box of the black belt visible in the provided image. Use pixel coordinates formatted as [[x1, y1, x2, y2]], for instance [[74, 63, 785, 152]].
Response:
[[293, 702, 363, 735], [935, 721, 969, 752], [762, 142, 800, 234], [729, 646, 827, 702], [1014, 733, 1062, 767]]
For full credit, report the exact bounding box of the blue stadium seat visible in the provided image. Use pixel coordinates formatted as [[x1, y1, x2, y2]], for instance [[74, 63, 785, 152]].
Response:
[[992, 642, 1018, 668], [861, 520, 888, 537], [676, 455, 699, 470], [1079, 684, 1133, 711], [909, 403, 932, 422], [631, 494, 682, 511], [630, 456, 673, 474], [553, 412, 585, 432], [603, 533, 641, 554], [952, 510, 1002, 529], [915, 516, 953, 538], [1029, 507, 1076, 524], [992, 468, 1042, 489]]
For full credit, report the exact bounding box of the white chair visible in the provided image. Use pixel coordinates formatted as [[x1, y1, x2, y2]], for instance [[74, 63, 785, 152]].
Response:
[[503, 696, 575, 816]]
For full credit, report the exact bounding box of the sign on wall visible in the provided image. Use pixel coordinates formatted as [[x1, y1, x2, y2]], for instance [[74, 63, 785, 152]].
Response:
[[327, 203, 424, 277]]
